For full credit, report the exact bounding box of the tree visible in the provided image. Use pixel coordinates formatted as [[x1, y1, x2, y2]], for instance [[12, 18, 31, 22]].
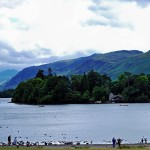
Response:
[[36, 70, 45, 79], [0, 89, 14, 98], [48, 68, 52, 76], [71, 75, 82, 92], [92, 86, 106, 102], [80, 72, 88, 94], [80, 90, 90, 103], [87, 70, 102, 95], [12, 82, 26, 103], [51, 76, 71, 103]]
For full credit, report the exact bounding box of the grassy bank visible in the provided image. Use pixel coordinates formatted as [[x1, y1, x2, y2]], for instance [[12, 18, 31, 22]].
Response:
[[0, 146, 149, 150]]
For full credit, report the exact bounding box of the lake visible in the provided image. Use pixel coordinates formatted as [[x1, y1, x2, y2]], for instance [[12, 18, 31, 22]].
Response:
[[0, 98, 150, 144]]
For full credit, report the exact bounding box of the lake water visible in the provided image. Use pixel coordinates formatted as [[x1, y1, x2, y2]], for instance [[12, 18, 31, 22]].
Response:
[[0, 98, 150, 144]]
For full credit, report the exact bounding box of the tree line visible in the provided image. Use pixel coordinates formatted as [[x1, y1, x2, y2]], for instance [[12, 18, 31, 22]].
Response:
[[0, 89, 14, 98], [11, 69, 150, 104]]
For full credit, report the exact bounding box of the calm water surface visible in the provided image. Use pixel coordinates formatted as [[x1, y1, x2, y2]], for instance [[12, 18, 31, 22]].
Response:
[[0, 98, 150, 144]]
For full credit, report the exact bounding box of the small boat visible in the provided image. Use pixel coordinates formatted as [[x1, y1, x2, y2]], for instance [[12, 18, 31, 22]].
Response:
[[39, 105, 45, 107], [119, 104, 128, 106]]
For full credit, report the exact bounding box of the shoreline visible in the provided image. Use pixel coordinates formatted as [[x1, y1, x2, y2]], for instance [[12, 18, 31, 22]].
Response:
[[1, 143, 150, 149]]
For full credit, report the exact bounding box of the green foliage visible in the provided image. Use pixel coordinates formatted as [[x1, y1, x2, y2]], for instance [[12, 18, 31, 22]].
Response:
[[80, 90, 90, 103], [119, 73, 150, 103], [12, 70, 150, 104], [87, 70, 103, 94]]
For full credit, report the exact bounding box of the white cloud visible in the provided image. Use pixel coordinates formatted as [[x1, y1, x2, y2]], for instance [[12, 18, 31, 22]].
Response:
[[0, 0, 150, 70]]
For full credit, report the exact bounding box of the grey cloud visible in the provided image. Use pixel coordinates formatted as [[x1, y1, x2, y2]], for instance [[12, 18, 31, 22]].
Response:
[[89, 5, 110, 12], [88, 0, 150, 29], [0, 0, 27, 9], [0, 41, 36, 65], [91, 0, 102, 5], [34, 44, 53, 56], [0, 42, 54, 66], [86, 20, 107, 26], [91, 0, 150, 8], [86, 19, 133, 29], [87, 0, 133, 29], [0, 41, 85, 70], [88, 5, 114, 20], [0, 41, 92, 71], [121, 0, 150, 7]]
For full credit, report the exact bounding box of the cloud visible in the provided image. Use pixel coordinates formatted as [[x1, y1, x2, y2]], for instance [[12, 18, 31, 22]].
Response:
[[87, 0, 133, 29], [122, 0, 150, 8], [0, 41, 89, 71], [0, 41, 52, 69], [0, 0, 150, 71], [0, 0, 26, 9], [91, 0, 150, 8]]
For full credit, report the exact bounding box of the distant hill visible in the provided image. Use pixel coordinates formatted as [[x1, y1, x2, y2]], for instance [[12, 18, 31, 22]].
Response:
[[3, 50, 150, 90], [0, 70, 18, 87]]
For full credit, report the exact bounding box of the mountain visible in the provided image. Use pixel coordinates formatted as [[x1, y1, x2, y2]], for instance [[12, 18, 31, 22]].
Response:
[[3, 50, 150, 90], [108, 50, 150, 77], [0, 69, 18, 84]]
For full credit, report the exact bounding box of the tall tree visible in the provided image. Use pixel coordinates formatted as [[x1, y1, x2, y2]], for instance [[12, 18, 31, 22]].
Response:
[[87, 70, 102, 95], [36, 70, 45, 79], [48, 68, 52, 76]]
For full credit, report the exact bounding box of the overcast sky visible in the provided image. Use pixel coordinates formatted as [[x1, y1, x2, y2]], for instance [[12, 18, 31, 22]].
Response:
[[0, 0, 150, 71]]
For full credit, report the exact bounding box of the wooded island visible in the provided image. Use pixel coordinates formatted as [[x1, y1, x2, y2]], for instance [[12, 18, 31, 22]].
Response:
[[12, 69, 150, 104]]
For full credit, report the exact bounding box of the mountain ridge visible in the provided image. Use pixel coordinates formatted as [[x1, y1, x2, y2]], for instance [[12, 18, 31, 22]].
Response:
[[3, 50, 149, 90]]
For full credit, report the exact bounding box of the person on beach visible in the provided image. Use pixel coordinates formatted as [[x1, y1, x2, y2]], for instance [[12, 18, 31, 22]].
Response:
[[117, 138, 122, 148], [141, 138, 144, 143], [8, 135, 11, 145], [13, 137, 17, 145], [112, 137, 116, 148], [144, 138, 147, 144]]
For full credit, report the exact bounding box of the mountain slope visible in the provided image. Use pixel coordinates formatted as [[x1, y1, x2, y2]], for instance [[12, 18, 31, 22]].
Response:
[[108, 50, 150, 78], [0, 70, 18, 84], [3, 50, 147, 90]]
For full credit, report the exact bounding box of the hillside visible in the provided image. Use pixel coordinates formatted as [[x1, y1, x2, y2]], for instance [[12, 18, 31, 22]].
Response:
[[3, 50, 150, 90], [108, 50, 150, 78], [0, 70, 18, 90]]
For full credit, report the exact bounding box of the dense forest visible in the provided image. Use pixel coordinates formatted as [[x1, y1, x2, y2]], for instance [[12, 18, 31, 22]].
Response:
[[11, 69, 150, 104]]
